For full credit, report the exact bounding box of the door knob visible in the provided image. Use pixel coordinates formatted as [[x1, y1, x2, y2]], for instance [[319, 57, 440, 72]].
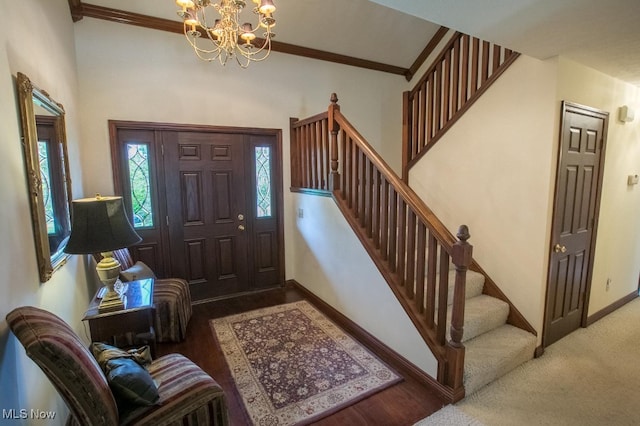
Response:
[[554, 244, 567, 253], [238, 224, 245, 231], [238, 214, 244, 221]]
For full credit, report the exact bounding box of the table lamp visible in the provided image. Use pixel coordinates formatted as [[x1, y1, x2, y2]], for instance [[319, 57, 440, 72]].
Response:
[[64, 195, 141, 312]]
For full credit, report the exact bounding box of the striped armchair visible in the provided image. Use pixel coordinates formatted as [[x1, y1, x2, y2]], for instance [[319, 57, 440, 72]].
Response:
[[6, 306, 228, 425]]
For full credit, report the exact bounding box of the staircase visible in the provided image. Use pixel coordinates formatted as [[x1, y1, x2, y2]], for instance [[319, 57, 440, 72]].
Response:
[[290, 94, 537, 401], [447, 268, 536, 395]]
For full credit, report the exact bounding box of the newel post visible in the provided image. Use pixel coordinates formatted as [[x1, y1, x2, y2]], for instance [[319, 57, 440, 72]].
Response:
[[446, 225, 473, 398], [328, 93, 341, 191]]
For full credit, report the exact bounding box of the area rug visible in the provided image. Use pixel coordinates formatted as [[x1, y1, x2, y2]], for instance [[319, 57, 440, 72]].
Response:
[[210, 300, 402, 425]]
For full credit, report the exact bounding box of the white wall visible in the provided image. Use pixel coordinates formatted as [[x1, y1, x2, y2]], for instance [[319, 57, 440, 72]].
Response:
[[556, 57, 640, 315], [0, 1, 92, 424], [293, 193, 438, 375], [409, 53, 640, 342], [73, 17, 406, 282], [409, 55, 559, 339]]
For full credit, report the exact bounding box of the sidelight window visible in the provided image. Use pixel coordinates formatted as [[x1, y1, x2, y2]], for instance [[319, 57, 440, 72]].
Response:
[[255, 146, 272, 218], [38, 141, 56, 234], [127, 143, 154, 228]]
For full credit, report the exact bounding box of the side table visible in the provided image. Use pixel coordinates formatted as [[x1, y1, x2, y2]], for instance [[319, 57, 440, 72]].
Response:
[[83, 278, 156, 355]]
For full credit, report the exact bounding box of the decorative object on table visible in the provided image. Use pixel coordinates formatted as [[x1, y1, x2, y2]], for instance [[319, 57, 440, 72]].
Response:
[[211, 300, 402, 425], [94, 247, 193, 343], [6, 306, 229, 425], [176, 0, 277, 67], [65, 195, 141, 313]]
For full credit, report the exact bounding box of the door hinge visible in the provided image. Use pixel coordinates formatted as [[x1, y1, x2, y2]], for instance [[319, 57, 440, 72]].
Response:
[[161, 143, 164, 156], [166, 216, 169, 226]]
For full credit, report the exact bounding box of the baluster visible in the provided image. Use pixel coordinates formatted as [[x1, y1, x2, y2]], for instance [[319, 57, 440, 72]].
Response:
[[451, 36, 460, 116], [289, 118, 299, 188], [443, 49, 451, 125], [388, 188, 397, 272], [415, 221, 426, 313], [401, 91, 411, 181], [426, 233, 437, 327], [397, 199, 407, 284], [323, 118, 329, 190], [434, 61, 442, 132], [427, 73, 434, 143], [366, 158, 373, 236], [328, 93, 340, 191], [341, 129, 347, 199], [460, 34, 470, 105], [406, 210, 416, 299], [481, 40, 490, 83], [437, 249, 449, 345], [373, 170, 381, 248], [471, 37, 480, 96], [492, 44, 501, 74], [380, 178, 389, 261], [419, 81, 427, 151], [311, 121, 318, 189]]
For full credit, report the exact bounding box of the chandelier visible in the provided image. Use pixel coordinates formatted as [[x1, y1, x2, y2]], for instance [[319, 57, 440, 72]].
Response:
[[176, 0, 277, 68]]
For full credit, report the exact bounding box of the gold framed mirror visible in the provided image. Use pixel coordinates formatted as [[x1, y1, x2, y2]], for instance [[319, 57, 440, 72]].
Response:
[[17, 72, 73, 282]]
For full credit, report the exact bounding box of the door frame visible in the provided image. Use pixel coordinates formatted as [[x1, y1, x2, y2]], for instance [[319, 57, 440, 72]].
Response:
[[108, 120, 286, 293], [542, 101, 609, 348]]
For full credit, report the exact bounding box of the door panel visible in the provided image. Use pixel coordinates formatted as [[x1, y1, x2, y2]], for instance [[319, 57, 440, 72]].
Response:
[[544, 102, 608, 346]]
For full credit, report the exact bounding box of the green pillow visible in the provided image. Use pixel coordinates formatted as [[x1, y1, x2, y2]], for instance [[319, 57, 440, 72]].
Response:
[[91, 343, 159, 406]]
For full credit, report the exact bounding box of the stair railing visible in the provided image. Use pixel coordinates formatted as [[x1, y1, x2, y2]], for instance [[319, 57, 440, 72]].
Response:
[[402, 32, 520, 180], [291, 94, 472, 400]]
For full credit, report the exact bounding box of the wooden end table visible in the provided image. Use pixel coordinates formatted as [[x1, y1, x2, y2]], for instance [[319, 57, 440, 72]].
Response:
[[83, 278, 156, 355]]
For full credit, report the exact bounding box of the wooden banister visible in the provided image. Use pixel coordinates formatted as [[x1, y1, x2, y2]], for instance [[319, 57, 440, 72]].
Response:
[[290, 94, 472, 399], [402, 32, 520, 179]]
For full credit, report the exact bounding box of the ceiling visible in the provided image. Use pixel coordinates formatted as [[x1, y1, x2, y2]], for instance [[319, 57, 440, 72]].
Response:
[[75, 0, 640, 86]]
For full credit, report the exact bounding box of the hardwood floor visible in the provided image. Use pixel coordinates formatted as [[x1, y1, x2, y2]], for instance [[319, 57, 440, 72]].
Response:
[[156, 285, 446, 425]]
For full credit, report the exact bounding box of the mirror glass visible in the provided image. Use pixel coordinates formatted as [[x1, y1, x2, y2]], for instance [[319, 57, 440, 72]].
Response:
[[17, 72, 73, 282]]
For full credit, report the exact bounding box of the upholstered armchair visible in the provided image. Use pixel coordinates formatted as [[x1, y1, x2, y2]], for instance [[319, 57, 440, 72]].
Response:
[[95, 248, 192, 343], [6, 306, 228, 425]]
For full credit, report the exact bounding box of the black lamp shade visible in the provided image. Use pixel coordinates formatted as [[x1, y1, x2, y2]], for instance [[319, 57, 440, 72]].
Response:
[[64, 196, 141, 254]]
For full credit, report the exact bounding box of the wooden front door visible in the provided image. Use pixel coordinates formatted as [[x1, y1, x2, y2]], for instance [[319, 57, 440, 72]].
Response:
[[163, 131, 250, 300], [543, 102, 608, 347], [110, 122, 284, 303]]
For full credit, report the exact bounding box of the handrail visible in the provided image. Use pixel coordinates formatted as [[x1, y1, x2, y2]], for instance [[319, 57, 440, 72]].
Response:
[[402, 32, 520, 180], [290, 94, 472, 400]]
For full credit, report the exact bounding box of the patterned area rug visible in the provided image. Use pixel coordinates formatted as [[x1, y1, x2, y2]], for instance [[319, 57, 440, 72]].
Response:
[[211, 300, 402, 425]]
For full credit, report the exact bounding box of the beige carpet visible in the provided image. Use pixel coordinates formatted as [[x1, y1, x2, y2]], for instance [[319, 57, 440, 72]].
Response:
[[417, 297, 640, 426], [211, 300, 402, 425]]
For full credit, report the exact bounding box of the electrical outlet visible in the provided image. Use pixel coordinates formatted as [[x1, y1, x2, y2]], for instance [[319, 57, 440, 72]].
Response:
[[298, 208, 304, 219], [606, 278, 611, 291]]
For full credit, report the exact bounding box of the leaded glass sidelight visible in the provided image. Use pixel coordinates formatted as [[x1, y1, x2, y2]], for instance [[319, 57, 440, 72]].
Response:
[[255, 146, 272, 218], [38, 141, 56, 234], [127, 143, 154, 228]]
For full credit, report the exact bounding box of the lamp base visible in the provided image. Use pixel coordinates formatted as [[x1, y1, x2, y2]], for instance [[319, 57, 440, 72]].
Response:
[[98, 292, 126, 313], [96, 251, 127, 313]]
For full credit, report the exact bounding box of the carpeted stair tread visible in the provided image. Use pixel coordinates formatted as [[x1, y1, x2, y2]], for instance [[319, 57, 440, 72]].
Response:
[[446, 295, 510, 342], [436, 270, 485, 307], [463, 324, 537, 396]]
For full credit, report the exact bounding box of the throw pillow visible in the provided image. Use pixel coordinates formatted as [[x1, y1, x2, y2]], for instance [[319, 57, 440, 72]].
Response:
[[120, 261, 157, 282], [91, 342, 158, 406]]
